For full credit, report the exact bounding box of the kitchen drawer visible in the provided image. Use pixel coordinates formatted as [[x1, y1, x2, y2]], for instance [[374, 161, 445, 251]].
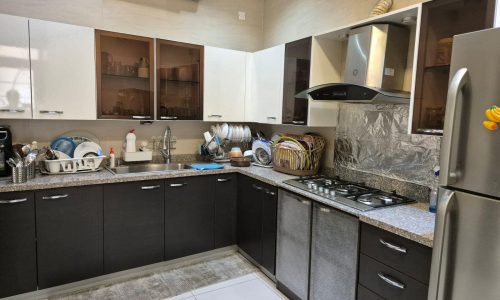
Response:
[[359, 254, 428, 300], [357, 285, 383, 300], [360, 223, 432, 283]]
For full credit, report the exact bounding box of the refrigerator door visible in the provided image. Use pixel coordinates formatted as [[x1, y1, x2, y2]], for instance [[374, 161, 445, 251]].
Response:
[[440, 28, 500, 198], [429, 188, 500, 300]]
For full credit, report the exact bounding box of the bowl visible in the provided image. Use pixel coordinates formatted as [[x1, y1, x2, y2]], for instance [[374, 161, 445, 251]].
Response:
[[230, 157, 251, 167]]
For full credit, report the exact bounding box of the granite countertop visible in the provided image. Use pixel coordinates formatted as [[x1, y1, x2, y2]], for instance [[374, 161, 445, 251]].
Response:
[[0, 164, 434, 247]]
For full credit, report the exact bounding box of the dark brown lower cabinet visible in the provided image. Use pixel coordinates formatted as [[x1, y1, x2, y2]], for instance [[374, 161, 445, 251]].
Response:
[[165, 176, 215, 260], [0, 191, 37, 298], [104, 180, 165, 273], [357, 284, 383, 300], [36, 186, 103, 289], [214, 174, 238, 248]]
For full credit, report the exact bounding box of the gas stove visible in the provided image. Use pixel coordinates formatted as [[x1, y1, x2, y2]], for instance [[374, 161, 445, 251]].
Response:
[[283, 175, 415, 211]]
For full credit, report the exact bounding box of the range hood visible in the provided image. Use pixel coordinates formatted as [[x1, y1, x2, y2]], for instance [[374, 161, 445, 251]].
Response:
[[297, 24, 410, 103]]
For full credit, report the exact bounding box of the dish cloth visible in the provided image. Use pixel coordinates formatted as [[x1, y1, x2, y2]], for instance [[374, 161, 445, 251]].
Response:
[[190, 163, 224, 170]]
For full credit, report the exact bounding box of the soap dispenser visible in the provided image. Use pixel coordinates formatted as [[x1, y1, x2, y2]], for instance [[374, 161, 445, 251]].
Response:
[[125, 129, 137, 153]]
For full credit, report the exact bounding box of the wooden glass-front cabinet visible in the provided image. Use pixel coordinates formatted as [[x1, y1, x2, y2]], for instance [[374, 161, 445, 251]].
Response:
[[156, 39, 203, 120], [411, 0, 495, 134], [282, 37, 311, 125], [96, 30, 154, 120]]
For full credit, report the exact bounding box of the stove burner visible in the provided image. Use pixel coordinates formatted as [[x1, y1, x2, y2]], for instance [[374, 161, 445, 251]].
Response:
[[334, 184, 370, 196]]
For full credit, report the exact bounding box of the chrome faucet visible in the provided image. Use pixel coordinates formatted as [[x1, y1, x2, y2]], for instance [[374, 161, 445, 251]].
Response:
[[161, 126, 172, 163]]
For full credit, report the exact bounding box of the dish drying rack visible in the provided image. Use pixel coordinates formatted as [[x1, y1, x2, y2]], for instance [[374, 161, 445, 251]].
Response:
[[202, 124, 252, 162], [42, 156, 106, 174]]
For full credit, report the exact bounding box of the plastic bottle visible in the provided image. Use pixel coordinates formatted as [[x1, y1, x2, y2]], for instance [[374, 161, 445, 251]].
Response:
[[429, 166, 440, 213], [109, 148, 116, 168], [125, 129, 136, 153]]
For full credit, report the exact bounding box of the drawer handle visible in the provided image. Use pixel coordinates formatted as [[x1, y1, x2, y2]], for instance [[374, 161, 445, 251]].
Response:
[[319, 207, 331, 213], [141, 185, 161, 190], [252, 184, 263, 190], [0, 109, 25, 113], [379, 239, 407, 254], [0, 198, 28, 204], [208, 114, 222, 118], [292, 120, 305, 125], [170, 183, 187, 187], [40, 110, 63, 115], [217, 178, 232, 182], [132, 115, 150, 119], [42, 194, 69, 200], [377, 272, 406, 290], [160, 116, 178, 120], [266, 190, 276, 196]]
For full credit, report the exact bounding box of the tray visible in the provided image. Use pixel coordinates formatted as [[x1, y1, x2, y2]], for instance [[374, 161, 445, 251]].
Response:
[[40, 167, 104, 175]]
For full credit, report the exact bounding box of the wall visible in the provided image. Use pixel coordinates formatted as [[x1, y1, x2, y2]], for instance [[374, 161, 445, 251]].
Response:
[[0, 0, 265, 52], [263, 0, 426, 47]]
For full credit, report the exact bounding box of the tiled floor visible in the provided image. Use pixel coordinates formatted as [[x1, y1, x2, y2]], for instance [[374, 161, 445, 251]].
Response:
[[52, 253, 287, 300]]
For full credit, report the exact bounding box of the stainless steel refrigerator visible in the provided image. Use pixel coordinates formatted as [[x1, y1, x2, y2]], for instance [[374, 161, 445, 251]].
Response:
[[429, 27, 500, 300]]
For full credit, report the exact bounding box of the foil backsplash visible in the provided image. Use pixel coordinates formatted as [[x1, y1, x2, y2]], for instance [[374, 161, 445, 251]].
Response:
[[334, 104, 441, 188]]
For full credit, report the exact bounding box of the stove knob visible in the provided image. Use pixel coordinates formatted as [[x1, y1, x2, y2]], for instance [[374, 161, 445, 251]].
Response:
[[318, 187, 324, 193], [307, 183, 313, 189], [330, 190, 336, 197], [323, 188, 330, 194], [312, 184, 318, 190]]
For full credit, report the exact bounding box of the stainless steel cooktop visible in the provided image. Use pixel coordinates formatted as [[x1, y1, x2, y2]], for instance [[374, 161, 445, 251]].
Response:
[[283, 175, 415, 211]]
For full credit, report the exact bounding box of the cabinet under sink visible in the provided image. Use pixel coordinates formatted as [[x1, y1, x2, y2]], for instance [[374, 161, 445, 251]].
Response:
[[107, 163, 192, 174]]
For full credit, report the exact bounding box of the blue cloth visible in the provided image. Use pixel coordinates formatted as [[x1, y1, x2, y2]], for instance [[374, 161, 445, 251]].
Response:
[[190, 163, 224, 170]]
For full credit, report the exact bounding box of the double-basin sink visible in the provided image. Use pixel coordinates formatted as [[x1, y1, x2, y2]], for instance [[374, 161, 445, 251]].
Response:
[[107, 163, 192, 175]]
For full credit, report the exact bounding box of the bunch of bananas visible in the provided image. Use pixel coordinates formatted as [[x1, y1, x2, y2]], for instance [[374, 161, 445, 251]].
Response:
[[483, 105, 500, 131]]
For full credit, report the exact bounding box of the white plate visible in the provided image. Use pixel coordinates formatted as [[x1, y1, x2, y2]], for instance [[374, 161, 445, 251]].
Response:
[[53, 150, 71, 159], [74, 142, 103, 158], [220, 123, 229, 140], [244, 126, 251, 142]]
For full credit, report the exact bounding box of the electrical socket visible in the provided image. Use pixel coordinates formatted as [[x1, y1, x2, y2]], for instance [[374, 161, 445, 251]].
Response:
[[238, 11, 246, 21]]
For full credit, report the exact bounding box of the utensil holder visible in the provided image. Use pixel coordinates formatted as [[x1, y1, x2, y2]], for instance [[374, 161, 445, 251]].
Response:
[[12, 166, 28, 184], [27, 163, 36, 179]]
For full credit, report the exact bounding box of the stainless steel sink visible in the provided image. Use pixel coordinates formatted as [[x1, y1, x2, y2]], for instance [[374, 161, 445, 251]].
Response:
[[107, 163, 192, 175]]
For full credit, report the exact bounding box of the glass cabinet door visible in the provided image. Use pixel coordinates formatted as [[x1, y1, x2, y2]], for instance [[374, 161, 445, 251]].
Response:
[[156, 39, 203, 120], [96, 30, 154, 120], [282, 37, 311, 125]]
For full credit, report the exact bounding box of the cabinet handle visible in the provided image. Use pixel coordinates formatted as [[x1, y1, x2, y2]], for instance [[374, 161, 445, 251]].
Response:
[[208, 114, 222, 118], [160, 116, 178, 120], [319, 207, 331, 213], [42, 194, 69, 200], [141, 185, 161, 190], [0, 198, 28, 204], [266, 190, 276, 196], [379, 239, 407, 254], [292, 121, 305, 125], [267, 117, 276, 120], [170, 183, 187, 187], [416, 128, 443, 135], [0, 109, 25, 113], [217, 178, 232, 182], [252, 184, 263, 190], [132, 115, 150, 119], [377, 273, 406, 290], [39, 110, 63, 115]]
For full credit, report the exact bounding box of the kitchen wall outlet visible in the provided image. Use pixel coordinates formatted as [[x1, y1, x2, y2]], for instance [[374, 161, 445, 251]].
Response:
[[238, 11, 246, 21]]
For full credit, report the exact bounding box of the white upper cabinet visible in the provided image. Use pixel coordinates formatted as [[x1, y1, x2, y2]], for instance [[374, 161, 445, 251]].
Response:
[[204, 46, 247, 122], [246, 44, 285, 124], [0, 14, 32, 119], [30, 19, 96, 120], [496, 0, 500, 27]]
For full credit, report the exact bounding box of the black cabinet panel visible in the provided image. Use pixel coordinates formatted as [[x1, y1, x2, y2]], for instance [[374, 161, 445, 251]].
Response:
[[261, 185, 278, 275], [0, 191, 37, 298], [237, 175, 263, 263], [214, 174, 238, 248], [104, 180, 164, 273], [358, 284, 384, 300], [36, 186, 103, 288], [165, 176, 214, 260]]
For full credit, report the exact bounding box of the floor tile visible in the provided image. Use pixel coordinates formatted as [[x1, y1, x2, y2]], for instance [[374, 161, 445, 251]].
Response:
[[192, 273, 258, 295], [194, 278, 283, 300]]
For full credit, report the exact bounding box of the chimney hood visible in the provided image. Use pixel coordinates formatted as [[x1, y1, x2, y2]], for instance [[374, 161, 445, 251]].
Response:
[[297, 24, 410, 103]]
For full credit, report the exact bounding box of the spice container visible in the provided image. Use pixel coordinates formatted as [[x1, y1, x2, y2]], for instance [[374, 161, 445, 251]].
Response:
[[436, 37, 453, 65]]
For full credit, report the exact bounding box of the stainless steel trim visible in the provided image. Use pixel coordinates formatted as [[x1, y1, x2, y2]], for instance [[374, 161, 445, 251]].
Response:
[[132, 115, 150, 119], [141, 185, 161, 190], [39, 110, 63, 114], [0, 108, 25, 113], [169, 183, 186, 187], [319, 207, 331, 213], [440, 68, 469, 186], [292, 121, 305, 125], [160, 116, 178, 120], [252, 184, 263, 190], [0, 198, 28, 204], [217, 178, 232, 182], [416, 128, 443, 135], [428, 190, 456, 300], [379, 239, 407, 254], [42, 194, 69, 200], [377, 273, 406, 289], [208, 114, 222, 118]]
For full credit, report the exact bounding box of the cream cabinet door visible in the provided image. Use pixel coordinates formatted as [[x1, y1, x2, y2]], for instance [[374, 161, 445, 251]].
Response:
[[203, 46, 246, 122], [30, 19, 96, 120], [246, 44, 285, 124], [0, 14, 32, 119]]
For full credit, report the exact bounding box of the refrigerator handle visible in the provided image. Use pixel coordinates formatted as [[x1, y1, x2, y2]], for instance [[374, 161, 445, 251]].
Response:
[[440, 68, 469, 186], [428, 190, 456, 300]]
